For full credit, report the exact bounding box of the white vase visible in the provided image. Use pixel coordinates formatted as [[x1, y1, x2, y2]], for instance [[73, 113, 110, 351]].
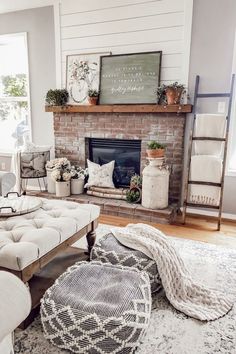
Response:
[[46, 169, 56, 194], [142, 158, 170, 209], [71, 178, 84, 195], [55, 181, 71, 197]]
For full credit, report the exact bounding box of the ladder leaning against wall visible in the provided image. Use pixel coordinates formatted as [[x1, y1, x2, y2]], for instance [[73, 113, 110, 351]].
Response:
[[182, 74, 235, 230]]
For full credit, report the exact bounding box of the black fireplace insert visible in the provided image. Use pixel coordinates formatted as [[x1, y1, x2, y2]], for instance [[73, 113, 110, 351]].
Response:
[[88, 138, 141, 187]]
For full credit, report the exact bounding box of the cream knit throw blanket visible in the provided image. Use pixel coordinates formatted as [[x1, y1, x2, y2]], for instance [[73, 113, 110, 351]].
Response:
[[111, 223, 234, 321]]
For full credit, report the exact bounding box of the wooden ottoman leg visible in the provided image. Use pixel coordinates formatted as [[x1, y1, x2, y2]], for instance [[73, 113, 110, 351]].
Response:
[[86, 221, 97, 256]]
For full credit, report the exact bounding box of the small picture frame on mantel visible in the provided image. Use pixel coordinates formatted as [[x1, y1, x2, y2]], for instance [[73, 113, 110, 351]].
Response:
[[66, 51, 111, 105], [99, 51, 162, 105]]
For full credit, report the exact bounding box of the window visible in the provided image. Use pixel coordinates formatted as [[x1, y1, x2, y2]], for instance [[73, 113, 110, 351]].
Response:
[[0, 32, 31, 152], [228, 84, 236, 174], [227, 28, 236, 174]]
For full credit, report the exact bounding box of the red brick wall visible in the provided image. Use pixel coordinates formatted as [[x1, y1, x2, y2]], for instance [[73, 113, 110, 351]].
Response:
[[53, 113, 186, 202]]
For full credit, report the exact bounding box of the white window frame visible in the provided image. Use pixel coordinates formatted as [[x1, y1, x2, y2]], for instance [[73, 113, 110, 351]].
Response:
[[227, 29, 236, 176], [0, 31, 31, 154]]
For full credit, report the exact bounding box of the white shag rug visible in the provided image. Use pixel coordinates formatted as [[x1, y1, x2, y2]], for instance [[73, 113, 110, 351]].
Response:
[[15, 224, 236, 354]]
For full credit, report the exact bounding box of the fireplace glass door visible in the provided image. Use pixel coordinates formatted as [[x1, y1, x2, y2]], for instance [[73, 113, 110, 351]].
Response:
[[88, 138, 141, 187]]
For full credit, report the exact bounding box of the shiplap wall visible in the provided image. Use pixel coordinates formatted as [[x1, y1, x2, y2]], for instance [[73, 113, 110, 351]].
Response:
[[59, 0, 192, 88]]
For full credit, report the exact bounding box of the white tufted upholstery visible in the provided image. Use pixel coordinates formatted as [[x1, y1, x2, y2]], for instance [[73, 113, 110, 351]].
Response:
[[0, 199, 100, 271]]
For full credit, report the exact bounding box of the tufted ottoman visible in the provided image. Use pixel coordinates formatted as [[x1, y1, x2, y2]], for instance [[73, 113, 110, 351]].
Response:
[[0, 198, 100, 282], [41, 261, 151, 354], [91, 233, 161, 293]]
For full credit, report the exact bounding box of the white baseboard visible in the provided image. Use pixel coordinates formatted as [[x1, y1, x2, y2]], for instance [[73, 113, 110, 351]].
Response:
[[184, 207, 236, 221]]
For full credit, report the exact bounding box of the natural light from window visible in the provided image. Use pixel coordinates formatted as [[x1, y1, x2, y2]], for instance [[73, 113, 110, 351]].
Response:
[[0, 32, 30, 153]]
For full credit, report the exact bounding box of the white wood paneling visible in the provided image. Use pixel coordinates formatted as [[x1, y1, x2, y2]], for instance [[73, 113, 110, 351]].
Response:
[[61, 12, 184, 40], [61, 27, 183, 51], [58, 0, 193, 87], [61, 1, 184, 27], [61, 0, 163, 15]]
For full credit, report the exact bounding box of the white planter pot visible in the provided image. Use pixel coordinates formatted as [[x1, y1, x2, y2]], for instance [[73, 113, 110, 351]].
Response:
[[71, 178, 84, 195], [55, 181, 71, 197], [46, 169, 56, 194]]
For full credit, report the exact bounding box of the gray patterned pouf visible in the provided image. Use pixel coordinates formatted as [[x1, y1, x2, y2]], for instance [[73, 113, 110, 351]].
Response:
[[41, 261, 151, 354], [91, 233, 161, 293]]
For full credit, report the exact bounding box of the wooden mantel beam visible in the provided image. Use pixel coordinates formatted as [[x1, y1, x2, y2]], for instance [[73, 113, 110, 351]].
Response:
[[45, 104, 192, 114]]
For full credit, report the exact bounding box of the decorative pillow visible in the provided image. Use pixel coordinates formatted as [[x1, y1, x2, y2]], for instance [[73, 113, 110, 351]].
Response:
[[85, 159, 115, 188]]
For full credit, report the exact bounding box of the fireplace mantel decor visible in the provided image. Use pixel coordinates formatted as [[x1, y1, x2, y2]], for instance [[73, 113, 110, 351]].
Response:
[[45, 104, 192, 114]]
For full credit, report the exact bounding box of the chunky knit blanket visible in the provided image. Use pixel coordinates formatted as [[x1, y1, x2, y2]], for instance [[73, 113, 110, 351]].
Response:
[[111, 223, 234, 321]]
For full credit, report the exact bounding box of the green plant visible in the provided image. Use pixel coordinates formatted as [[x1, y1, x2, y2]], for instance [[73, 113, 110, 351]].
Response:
[[70, 166, 88, 179], [156, 82, 186, 104], [45, 89, 69, 106], [147, 141, 165, 150], [87, 89, 99, 97], [126, 188, 141, 203], [130, 174, 142, 188], [2, 74, 27, 97]]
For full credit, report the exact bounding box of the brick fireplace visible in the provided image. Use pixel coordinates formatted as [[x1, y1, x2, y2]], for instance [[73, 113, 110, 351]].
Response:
[[53, 111, 186, 203]]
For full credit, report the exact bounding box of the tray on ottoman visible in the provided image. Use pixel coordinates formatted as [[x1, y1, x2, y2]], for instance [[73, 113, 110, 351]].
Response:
[[41, 261, 151, 354], [91, 233, 161, 293]]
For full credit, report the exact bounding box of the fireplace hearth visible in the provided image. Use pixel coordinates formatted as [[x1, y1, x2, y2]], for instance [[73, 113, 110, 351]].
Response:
[[87, 138, 141, 187]]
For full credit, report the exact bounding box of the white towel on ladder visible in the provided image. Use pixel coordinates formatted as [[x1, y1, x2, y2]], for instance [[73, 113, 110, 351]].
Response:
[[188, 155, 222, 206], [193, 114, 226, 156]]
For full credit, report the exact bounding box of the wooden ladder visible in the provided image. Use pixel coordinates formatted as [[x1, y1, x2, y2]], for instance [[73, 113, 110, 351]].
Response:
[[182, 74, 235, 230]]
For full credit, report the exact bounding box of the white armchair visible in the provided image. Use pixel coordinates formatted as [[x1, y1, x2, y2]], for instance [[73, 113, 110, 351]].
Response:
[[0, 271, 31, 354]]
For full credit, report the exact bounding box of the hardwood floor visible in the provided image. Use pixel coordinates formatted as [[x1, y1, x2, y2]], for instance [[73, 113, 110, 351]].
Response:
[[99, 214, 236, 249]]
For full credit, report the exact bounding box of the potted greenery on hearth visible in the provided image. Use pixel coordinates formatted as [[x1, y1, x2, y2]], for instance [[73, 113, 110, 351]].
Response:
[[70, 166, 88, 194], [130, 174, 142, 189], [156, 82, 186, 105], [87, 89, 99, 105], [45, 89, 69, 106], [50, 159, 72, 197], [146, 141, 165, 158], [126, 187, 141, 204]]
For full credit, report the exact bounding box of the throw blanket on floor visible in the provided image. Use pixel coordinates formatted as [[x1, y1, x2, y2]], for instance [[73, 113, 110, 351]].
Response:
[[189, 155, 222, 206], [111, 223, 234, 321]]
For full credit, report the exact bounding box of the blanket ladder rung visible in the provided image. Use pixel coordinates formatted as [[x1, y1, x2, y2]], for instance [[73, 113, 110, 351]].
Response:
[[188, 181, 222, 187], [185, 202, 220, 210], [192, 137, 226, 141]]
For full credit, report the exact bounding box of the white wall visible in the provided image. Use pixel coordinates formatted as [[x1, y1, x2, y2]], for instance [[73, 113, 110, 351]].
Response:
[[58, 0, 193, 87], [0, 6, 56, 147]]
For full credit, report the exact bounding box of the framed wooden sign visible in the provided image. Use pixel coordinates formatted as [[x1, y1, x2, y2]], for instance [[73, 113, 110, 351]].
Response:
[[99, 51, 162, 104]]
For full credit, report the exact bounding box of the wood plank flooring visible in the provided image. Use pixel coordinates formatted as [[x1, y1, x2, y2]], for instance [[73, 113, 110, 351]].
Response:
[[99, 214, 236, 249]]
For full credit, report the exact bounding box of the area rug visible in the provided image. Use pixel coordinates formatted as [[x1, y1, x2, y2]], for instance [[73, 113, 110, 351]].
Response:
[[15, 224, 236, 354]]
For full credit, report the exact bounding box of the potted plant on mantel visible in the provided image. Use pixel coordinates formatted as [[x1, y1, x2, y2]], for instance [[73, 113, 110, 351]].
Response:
[[70, 166, 88, 194], [156, 82, 186, 105], [51, 159, 72, 197], [146, 141, 165, 158], [45, 89, 69, 106], [87, 89, 99, 105]]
